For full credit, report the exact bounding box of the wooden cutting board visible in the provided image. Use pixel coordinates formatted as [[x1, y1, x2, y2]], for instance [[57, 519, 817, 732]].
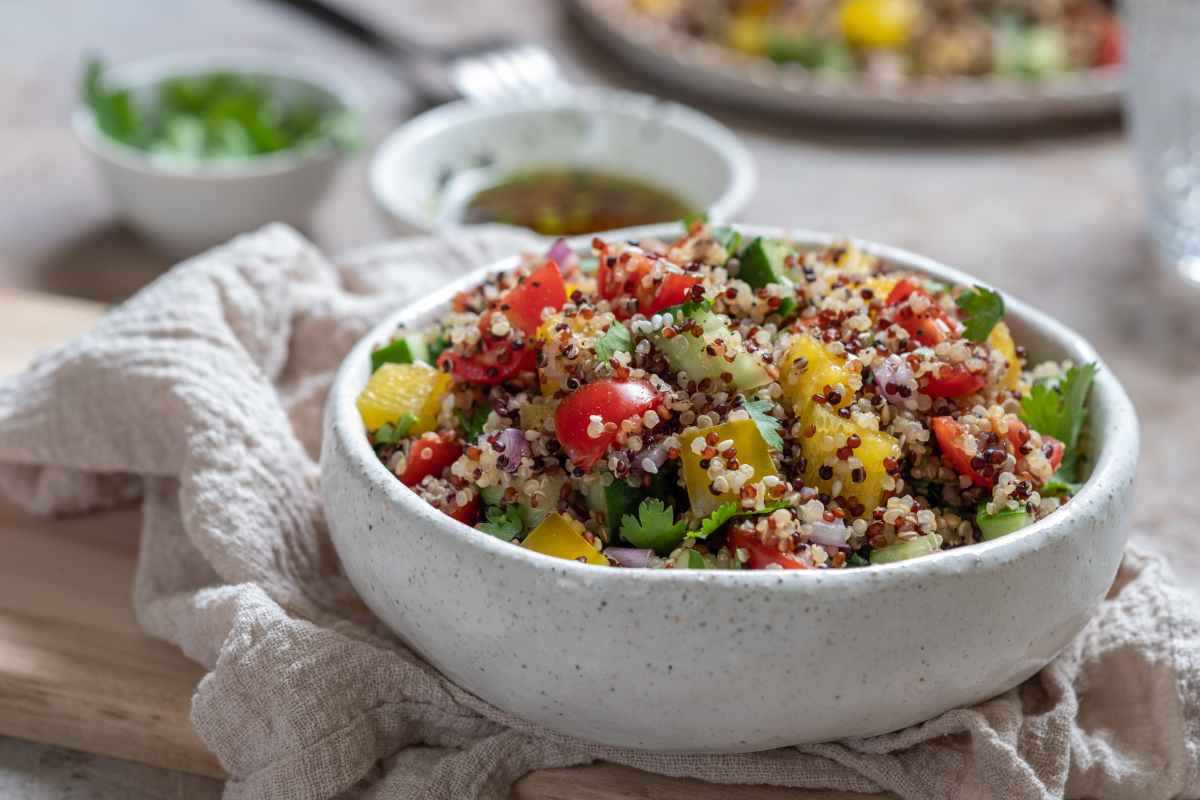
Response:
[[0, 288, 887, 800]]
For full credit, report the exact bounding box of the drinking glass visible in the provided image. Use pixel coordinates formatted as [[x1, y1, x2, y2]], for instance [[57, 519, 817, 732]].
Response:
[[1124, 0, 1200, 287]]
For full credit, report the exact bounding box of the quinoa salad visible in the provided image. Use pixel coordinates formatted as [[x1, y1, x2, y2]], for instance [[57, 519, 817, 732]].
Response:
[[357, 222, 1096, 570], [633, 0, 1121, 82]]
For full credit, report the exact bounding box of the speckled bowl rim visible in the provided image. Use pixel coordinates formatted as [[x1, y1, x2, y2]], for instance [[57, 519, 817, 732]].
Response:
[[367, 85, 757, 234], [328, 223, 1138, 586], [569, 0, 1122, 125]]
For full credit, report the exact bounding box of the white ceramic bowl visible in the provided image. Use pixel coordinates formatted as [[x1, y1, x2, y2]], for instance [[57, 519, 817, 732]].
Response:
[[321, 224, 1137, 752], [73, 50, 363, 257], [368, 87, 756, 236]]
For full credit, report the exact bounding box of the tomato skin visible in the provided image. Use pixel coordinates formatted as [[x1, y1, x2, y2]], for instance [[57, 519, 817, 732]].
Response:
[[886, 278, 961, 346], [554, 380, 662, 470], [728, 528, 805, 570], [401, 432, 463, 487], [443, 494, 480, 525], [644, 272, 703, 315], [1095, 18, 1122, 67], [502, 260, 566, 335], [921, 364, 987, 398], [932, 416, 992, 488], [438, 343, 536, 385]]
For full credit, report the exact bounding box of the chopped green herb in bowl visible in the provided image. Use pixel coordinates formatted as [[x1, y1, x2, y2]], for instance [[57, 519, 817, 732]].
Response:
[[73, 51, 363, 254], [82, 57, 359, 163]]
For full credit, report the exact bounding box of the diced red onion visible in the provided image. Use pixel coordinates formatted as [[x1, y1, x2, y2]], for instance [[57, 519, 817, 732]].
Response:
[[546, 238, 572, 266], [498, 428, 529, 473], [639, 441, 669, 473], [872, 354, 914, 406], [606, 547, 653, 567], [807, 519, 850, 548]]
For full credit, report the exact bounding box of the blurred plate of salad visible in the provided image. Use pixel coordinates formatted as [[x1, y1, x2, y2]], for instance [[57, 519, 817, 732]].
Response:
[[82, 57, 360, 164]]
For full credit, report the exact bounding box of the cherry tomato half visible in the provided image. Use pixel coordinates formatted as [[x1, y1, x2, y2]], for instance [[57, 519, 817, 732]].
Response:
[[728, 527, 806, 570], [644, 271, 703, 315], [554, 380, 662, 470], [886, 278, 962, 346], [401, 432, 463, 487], [920, 363, 987, 398], [931, 416, 992, 489], [501, 259, 566, 335], [438, 342, 536, 386], [441, 493, 480, 525]]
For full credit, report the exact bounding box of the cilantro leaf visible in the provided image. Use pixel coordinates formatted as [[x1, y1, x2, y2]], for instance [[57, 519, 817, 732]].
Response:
[[658, 298, 714, 319], [688, 501, 791, 540], [477, 505, 525, 541], [682, 211, 709, 228], [744, 399, 784, 451], [427, 333, 451, 362], [594, 322, 632, 363], [712, 225, 743, 255], [1019, 362, 1097, 481], [455, 405, 490, 442], [955, 285, 1005, 342], [620, 498, 688, 555], [685, 550, 707, 569], [373, 412, 417, 446]]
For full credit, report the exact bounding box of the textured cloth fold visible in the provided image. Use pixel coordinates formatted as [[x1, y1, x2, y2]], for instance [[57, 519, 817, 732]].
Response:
[[1, 225, 1197, 800]]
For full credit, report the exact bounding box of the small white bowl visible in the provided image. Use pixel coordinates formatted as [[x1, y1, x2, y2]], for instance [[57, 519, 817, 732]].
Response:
[[368, 87, 756, 236], [321, 224, 1138, 752], [73, 50, 364, 258]]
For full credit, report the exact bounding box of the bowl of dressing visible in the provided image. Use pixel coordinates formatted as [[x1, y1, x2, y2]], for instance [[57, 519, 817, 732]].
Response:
[[368, 87, 756, 237]]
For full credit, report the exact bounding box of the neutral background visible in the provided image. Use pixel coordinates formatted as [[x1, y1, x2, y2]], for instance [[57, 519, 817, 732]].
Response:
[[1, 1, 1195, 797]]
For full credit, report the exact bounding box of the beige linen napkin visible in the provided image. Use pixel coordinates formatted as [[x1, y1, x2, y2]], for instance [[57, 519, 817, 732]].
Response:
[[1, 225, 1197, 800]]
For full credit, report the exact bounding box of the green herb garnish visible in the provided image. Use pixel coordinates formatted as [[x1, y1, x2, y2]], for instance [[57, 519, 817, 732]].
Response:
[[620, 498, 688, 555], [743, 399, 784, 451], [955, 285, 1005, 342], [1019, 362, 1097, 481], [477, 505, 525, 541], [82, 57, 360, 161], [593, 322, 632, 363], [685, 550, 707, 569], [427, 334, 451, 363], [657, 298, 715, 319], [681, 211, 709, 228], [373, 413, 417, 446], [688, 501, 791, 540], [455, 405, 490, 442]]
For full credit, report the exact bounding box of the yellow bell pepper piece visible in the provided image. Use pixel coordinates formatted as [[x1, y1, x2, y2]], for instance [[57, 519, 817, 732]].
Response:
[[727, 14, 768, 55], [522, 513, 607, 565], [800, 403, 900, 518], [840, 0, 920, 49], [356, 362, 451, 434], [681, 418, 778, 518], [987, 321, 1021, 391], [780, 334, 856, 413]]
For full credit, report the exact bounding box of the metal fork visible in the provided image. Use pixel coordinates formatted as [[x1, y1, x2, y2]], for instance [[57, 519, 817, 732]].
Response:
[[264, 0, 566, 103]]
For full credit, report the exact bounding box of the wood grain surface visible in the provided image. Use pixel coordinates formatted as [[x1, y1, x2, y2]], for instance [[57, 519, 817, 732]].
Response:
[[0, 288, 888, 799]]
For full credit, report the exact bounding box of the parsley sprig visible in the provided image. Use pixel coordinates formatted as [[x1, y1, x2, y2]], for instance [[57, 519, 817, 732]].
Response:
[[1019, 362, 1097, 482], [477, 506, 525, 541], [593, 322, 632, 362], [955, 285, 1005, 342], [373, 413, 417, 447], [743, 399, 784, 451], [620, 498, 687, 555]]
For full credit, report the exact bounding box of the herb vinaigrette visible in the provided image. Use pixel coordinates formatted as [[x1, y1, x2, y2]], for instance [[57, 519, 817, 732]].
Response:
[[462, 168, 695, 236]]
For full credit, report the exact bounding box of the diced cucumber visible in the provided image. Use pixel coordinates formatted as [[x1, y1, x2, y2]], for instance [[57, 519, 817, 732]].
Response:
[[371, 333, 430, 371], [737, 237, 790, 289], [652, 310, 770, 391], [685, 550, 706, 569], [869, 534, 941, 565], [976, 506, 1032, 541], [1022, 27, 1065, 77], [712, 226, 743, 258], [519, 472, 566, 530]]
